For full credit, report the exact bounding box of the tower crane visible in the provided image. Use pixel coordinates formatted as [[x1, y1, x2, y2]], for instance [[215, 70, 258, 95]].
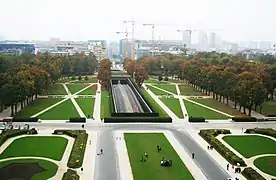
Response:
[[122, 18, 135, 60], [116, 29, 129, 58], [142, 23, 155, 57]]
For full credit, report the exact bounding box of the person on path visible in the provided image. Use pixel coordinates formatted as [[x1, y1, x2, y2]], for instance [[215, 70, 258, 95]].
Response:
[[227, 164, 229, 170], [100, 149, 103, 155], [192, 153, 195, 159], [145, 152, 148, 158]]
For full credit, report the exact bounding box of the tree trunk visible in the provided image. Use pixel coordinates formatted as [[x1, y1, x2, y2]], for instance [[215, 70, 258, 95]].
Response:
[[21, 101, 23, 110], [219, 95, 222, 102], [213, 92, 215, 99], [234, 100, 237, 109], [11, 105, 14, 117], [239, 104, 242, 111], [248, 106, 252, 116], [15, 103, 18, 114], [254, 104, 257, 111], [243, 106, 246, 114], [227, 97, 229, 105], [0, 102, 3, 112], [27, 98, 29, 104], [260, 105, 263, 113]]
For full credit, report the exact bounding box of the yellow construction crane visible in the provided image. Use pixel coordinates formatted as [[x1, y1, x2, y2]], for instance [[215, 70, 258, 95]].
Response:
[[116, 29, 129, 58], [142, 23, 155, 57], [123, 18, 135, 60]]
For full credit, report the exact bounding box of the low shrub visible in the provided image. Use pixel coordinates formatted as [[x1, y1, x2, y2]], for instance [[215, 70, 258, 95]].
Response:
[[242, 167, 266, 180], [244, 128, 276, 138], [164, 76, 168, 81], [71, 76, 76, 80], [104, 117, 172, 123], [53, 130, 88, 168], [84, 76, 89, 81], [188, 117, 205, 122], [62, 169, 80, 180], [199, 129, 246, 166], [69, 117, 86, 123], [232, 117, 257, 122], [12, 117, 38, 122], [0, 130, 28, 146], [78, 76, 82, 81]]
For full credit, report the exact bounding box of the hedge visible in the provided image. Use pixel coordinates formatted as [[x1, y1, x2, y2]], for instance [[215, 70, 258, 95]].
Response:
[[0, 130, 28, 146], [242, 167, 266, 180], [62, 169, 80, 180], [188, 117, 205, 122], [53, 130, 88, 168], [199, 129, 246, 166], [267, 114, 276, 117], [104, 117, 172, 123], [12, 117, 38, 122], [232, 117, 257, 122], [69, 117, 86, 123], [245, 128, 276, 138]]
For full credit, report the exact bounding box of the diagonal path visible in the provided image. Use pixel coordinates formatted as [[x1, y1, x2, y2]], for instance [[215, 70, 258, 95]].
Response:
[[146, 84, 176, 95], [176, 84, 188, 119]]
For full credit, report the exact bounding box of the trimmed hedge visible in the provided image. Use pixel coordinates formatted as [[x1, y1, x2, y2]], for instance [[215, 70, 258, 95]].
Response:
[[188, 117, 205, 122], [104, 117, 172, 123], [267, 114, 276, 117], [245, 128, 276, 138], [12, 117, 38, 122], [0, 130, 28, 146], [232, 117, 257, 122], [199, 129, 246, 166], [53, 130, 88, 168], [62, 169, 80, 180], [69, 117, 86, 123], [242, 167, 266, 180]]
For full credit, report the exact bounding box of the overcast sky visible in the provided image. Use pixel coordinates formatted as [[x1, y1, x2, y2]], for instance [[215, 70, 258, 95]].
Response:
[[1, 0, 276, 42]]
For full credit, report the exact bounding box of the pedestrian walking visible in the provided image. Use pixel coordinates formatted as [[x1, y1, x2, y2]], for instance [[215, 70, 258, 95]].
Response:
[[145, 152, 148, 158], [100, 149, 103, 155], [192, 153, 195, 159], [81, 167, 83, 172], [227, 164, 229, 170], [207, 146, 210, 150]]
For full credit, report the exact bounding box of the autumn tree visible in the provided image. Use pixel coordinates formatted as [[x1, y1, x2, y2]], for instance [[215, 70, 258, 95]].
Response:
[[134, 62, 148, 86], [97, 59, 111, 90]]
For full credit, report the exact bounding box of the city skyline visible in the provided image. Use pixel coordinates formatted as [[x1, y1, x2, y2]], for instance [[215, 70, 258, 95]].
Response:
[[1, 0, 276, 42]]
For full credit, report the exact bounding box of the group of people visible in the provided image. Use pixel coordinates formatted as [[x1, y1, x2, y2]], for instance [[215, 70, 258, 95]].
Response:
[[160, 157, 172, 167]]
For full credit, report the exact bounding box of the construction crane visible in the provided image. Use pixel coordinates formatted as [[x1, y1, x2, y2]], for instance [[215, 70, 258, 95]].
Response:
[[143, 23, 155, 57], [116, 29, 129, 58], [123, 18, 135, 60]]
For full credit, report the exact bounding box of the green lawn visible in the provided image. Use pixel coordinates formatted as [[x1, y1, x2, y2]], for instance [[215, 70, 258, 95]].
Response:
[[179, 85, 203, 96], [56, 78, 72, 83], [148, 86, 170, 95], [41, 84, 67, 95], [257, 100, 276, 116], [14, 99, 62, 118], [76, 98, 95, 117], [191, 98, 244, 116], [161, 98, 183, 118], [125, 133, 194, 180], [0, 136, 68, 161], [101, 91, 111, 119], [184, 100, 230, 119], [155, 85, 177, 94], [37, 99, 79, 120], [145, 79, 169, 84], [0, 159, 58, 180], [140, 88, 168, 117], [78, 84, 97, 95], [254, 156, 276, 176], [73, 78, 98, 83], [66, 84, 89, 94], [223, 135, 276, 158]]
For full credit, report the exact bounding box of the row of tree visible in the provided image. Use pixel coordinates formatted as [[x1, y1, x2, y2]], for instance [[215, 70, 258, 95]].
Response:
[[0, 52, 98, 116], [124, 52, 276, 116]]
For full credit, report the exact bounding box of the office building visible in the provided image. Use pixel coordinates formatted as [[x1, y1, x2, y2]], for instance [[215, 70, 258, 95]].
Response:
[[210, 32, 216, 48], [182, 30, 192, 48], [0, 42, 36, 55]]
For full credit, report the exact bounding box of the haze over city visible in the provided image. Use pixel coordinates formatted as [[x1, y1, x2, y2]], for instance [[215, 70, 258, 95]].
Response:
[[1, 0, 276, 42]]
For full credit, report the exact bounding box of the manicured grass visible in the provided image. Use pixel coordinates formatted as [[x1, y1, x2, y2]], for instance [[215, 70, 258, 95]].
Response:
[[76, 98, 95, 117], [155, 84, 177, 94], [145, 79, 169, 84], [0, 136, 68, 161], [42, 84, 67, 95], [56, 78, 72, 83], [223, 135, 276, 158], [14, 99, 62, 118], [148, 86, 168, 95], [161, 98, 183, 118], [38, 99, 79, 120], [254, 156, 276, 176], [191, 98, 245, 116], [101, 91, 111, 119], [257, 100, 276, 116], [140, 88, 168, 117], [125, 133, 194, 180], [184, 100, 230, 119], [73, 78, 98, 83], [179, 85, 203, 96], [0, 159, 58, 180], [66, 84, 89, 94], [78, 84, 97, 95]]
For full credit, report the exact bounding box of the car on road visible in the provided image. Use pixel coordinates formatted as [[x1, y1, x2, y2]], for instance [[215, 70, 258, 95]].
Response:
[[24, 124, 30, 130], [0, 124, 6, 130], [6, 124, 13, 130]]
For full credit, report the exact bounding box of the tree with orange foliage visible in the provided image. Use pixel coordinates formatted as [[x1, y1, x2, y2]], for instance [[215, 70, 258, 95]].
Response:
[[134, 62, 148, 86], [97, 59, 111, 90]]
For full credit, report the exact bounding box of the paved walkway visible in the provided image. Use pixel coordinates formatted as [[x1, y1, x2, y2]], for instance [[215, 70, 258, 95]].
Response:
[[142, 84, 179, 121], [146, 84, 176, 95], [93, 82, 101, 121], [217, 133, 276, 179], [176, 84, 188, 120]]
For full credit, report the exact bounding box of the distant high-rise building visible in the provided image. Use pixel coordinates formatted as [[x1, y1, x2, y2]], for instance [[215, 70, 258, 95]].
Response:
[[198, 31, 209, 50], [209, 32, 216, 48], [258, 41, 272, 50], [182, 30, 191, 48]]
